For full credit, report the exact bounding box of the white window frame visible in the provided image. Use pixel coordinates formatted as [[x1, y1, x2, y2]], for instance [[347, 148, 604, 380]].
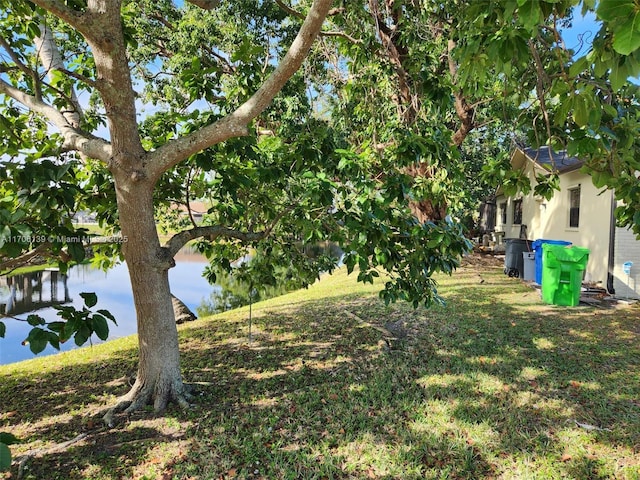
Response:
[[568, 184, 581, 229], [500, 202, 508, 226], [513, 198, 523, 225]]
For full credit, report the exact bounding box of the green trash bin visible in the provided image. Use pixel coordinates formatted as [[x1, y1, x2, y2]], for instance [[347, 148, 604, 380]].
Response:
[[541, 244, 590, 306]]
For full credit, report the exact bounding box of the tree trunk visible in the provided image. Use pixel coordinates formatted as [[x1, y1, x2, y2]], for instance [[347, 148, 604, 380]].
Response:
[[405, 163, 447, 224], [109, 176, 189, 417]]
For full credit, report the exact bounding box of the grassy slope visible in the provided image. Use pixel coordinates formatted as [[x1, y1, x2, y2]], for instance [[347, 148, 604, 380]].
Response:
[[1, 261, 639, 479]]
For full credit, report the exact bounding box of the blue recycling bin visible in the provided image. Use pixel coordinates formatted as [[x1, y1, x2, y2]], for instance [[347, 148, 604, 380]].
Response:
[[532, 239, 572, 285]]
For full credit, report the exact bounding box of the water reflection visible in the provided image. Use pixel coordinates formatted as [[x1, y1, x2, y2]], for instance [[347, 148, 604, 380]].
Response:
[[198, 241, 344, 316], [0, 256, 213, 365], [0, 244, 343, 365], [0, 269, 71, 316]]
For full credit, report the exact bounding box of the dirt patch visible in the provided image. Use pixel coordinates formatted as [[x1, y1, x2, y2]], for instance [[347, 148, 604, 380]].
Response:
[[460, 251, 504, 268]]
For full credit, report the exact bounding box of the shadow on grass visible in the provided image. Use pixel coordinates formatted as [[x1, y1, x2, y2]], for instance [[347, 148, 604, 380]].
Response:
[[0, 268, 638, 479]]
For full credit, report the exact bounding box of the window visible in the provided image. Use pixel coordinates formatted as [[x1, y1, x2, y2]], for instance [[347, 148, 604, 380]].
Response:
[[569, 185, 580, 228], [500, 202, 507, 225], [513, 199, 523, 224]]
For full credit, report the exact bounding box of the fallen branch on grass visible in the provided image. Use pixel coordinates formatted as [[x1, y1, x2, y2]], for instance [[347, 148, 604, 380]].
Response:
[[15, 432, 89, 480]]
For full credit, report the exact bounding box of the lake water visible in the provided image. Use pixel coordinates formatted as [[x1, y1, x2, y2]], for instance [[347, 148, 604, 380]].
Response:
[[0, 252, 216, 365]]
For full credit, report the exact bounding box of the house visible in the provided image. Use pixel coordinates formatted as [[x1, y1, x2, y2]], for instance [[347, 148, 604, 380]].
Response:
[[490, 146, 640, 299], [173, 200, 209, 224]]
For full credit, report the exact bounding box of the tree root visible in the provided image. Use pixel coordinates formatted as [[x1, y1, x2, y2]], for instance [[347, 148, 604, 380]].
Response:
[[103, 399, 134, 428], [102, 383, 194, 427]]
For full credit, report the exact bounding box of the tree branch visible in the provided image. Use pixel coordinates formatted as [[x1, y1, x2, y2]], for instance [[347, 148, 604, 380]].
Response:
[[0, 243, 52, 274], [0, 78, 112, 162], [164, 226, 269, 257], [0, 34, 45, 101], [275, 0, 343, 19], [203, 44, 236, 74], [0, 36, 35, 78], [55, 66, 98, 89], [186, 0, 220, 10], [320, 30, 361, 44], [29, 0, 90, 36], [164, 200, 296, 257], [275, 0, 360, 44], [146, 0, 333, 182], [0, 232, 131, 274], [529, 39, 553, 146], [15, 433, 89, 480], [275, 0, 305, 20], [368, 0, 415, 121], [34, 21, 84, 128], [185, 166, 199, 228], [447, 39, 475, 147]]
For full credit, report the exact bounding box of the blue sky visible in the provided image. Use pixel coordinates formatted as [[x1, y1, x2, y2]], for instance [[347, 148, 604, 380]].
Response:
[[560, 7, 601, 57]]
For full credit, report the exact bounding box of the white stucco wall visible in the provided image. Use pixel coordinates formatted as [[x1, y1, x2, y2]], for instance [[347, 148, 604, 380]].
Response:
[[494, 153, 542, 240], [497, 150, 614, 288], [534, 169, 613, 287], [613, 226, 640, 299]]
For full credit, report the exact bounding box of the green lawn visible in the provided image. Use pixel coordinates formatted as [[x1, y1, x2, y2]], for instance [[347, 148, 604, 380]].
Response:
[[1, 259, 639, 479]]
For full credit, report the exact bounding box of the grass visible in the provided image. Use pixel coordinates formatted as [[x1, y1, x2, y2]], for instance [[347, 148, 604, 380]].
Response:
[[3, 263, 59, 277], [1, 258, 639, 479]]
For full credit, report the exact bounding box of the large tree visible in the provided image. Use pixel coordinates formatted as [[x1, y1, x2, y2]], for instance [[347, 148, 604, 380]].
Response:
[[0, 0, 472, 423], [2, 0, 640, 423], [0, 0, 335, 417], [312, 0, 525, 223]]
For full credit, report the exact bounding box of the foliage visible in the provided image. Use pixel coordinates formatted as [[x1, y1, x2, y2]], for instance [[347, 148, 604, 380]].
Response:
[[0, 432, 19, 471], [19, 292, 116, 355], [0, 157, 90, 266], [453, 0, 640, 236]]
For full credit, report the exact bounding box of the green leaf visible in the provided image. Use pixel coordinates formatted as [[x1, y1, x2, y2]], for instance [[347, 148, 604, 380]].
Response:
[[612, 13, 640, 55], [0, 443, 11, 472], [91, 314, 110, 341], [0, 322, 5, 338], [573, 95, 590, 127], [74, 325, 91, 347], [610, 59, 631, 90], [46, 332, 60, 351], [26, 314, 45, 326], [46, 321, 66, 333], [569, 56, 588, 77], [97, 309, 117, 325], [67, 242, 86, 262], [0, 433, 19, 445], [588, 103, 602, 128], [603, 104, 619, 118], [26, 21, 41, 41], [518, 1, 543, 31], [0, 225, 10, 248], [591, 171, 608, 188], [597, 0, 635, 22], [24, 328, 48, 354], [80, 292, 98, 308]]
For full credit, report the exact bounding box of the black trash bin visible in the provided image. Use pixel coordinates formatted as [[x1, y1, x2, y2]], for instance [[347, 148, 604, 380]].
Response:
[[504, 238, 533, 278]]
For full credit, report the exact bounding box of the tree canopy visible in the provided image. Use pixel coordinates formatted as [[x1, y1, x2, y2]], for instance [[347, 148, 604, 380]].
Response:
[[1, 0, 640, 417]]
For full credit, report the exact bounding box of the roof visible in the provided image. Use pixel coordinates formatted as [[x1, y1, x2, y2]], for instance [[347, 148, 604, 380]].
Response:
[[519, 146, 584, 174], [173, 201, 209, 215]]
